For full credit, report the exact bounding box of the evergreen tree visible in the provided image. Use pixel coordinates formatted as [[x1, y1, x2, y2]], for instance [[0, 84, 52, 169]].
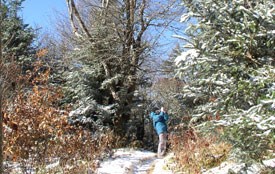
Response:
[[175, 0, 274, 161], [1, 0, 35, 70], [161, 44, 183, 78]]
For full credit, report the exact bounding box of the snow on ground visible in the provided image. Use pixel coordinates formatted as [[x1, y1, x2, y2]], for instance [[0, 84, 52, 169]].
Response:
[[96, 148, 275, 174], [96, 148, 174, 174], [151, 153, 174, 174], [202, 158, 275, 174], [5, 148, 274, 174]]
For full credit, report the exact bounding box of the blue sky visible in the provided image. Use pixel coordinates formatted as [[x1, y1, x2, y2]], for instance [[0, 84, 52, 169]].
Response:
[[20, 0, 186, 59], [21, 0, 67, 31]]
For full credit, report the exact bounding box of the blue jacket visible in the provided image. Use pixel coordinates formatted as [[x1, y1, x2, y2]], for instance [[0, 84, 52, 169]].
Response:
[[150, 111, 169, 135]]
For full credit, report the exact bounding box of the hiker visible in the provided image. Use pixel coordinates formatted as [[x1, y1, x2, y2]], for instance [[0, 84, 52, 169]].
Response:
[[150, 106, 169, 158]]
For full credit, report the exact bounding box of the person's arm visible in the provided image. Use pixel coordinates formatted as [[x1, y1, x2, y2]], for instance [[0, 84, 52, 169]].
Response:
[[160, 107, 169, 121], [151, 112, 164, 123], [150, 112, 159, 121], [150, 112, 155, 119]]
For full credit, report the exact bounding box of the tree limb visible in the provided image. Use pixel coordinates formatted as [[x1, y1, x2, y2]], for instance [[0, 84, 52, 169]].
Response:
[[102, 62, 120, 101], [66, 0, 93, 41]]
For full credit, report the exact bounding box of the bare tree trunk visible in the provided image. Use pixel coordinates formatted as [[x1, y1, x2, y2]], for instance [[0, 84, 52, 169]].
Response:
[[0, 0, 4, 172]]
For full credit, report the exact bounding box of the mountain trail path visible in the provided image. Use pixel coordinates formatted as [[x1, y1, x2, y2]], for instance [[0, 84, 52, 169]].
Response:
[[96, 148, 175, 174]]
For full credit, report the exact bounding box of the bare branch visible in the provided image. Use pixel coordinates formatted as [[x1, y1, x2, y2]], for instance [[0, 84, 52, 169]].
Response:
[[136, 0, 147, 43], [102, 0, 110, 9], [66, 0, 93, 41], [101, 62, 120, 101]]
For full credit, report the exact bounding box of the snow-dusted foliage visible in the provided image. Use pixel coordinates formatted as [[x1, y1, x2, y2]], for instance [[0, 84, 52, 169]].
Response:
[[175, 0, 274, 162], [63, 61, 117, 131]]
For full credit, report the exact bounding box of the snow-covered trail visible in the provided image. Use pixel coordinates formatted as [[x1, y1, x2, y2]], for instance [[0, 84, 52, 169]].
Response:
[[96, 148, 174, 174], [95, 149, 275, 174]]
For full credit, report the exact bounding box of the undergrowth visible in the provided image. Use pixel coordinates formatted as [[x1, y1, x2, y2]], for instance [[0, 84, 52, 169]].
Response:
[[170, 127, 232, 173], [3, 61, 116, 173]]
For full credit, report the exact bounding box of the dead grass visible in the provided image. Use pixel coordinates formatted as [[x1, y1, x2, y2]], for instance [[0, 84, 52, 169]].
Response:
[[170, 127, 232, 173]]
